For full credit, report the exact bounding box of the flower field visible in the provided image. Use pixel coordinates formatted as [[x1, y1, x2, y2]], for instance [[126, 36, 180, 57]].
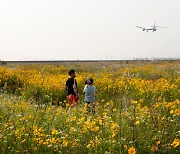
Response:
[[0, 61, 180, 153]]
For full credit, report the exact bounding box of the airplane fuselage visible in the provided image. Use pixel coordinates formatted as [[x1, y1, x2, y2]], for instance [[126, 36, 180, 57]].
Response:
[[143, 27, 156, 32]]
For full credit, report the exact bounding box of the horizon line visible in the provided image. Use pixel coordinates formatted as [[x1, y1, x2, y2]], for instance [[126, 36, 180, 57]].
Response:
[[2, 58, 180, 63]]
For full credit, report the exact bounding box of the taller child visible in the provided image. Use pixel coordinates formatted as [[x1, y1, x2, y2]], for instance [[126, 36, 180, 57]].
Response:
[[66, 70, 78, 107]]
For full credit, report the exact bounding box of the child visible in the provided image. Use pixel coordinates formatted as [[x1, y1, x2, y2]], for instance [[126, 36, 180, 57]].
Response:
[[66, 69, 78, 107], [83, 79, 96, 113]]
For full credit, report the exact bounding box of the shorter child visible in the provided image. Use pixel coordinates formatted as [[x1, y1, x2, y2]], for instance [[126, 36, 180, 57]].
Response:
[[83, 79, 96, 113]]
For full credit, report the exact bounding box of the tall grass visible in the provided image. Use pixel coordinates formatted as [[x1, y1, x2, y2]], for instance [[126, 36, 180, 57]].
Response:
[[0, 61, 179, 153]]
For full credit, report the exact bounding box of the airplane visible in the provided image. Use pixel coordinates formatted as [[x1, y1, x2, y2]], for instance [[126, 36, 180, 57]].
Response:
[[136, 21, 166, 32]]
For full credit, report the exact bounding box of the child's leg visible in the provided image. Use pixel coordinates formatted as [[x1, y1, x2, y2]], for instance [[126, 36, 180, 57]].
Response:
[[67, 95, 73, 106], [91, 102, 95, 113], [86, 102, 90, 112], [72, 95, 78, 106]]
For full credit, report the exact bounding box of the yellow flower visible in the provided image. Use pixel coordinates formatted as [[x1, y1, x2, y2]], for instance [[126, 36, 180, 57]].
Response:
[[111, 122, 119, 130], [98, 119, 103, 125], [72, 108, 77, 112], [87, 143, 91, 148], [66, 103, 70, 107], [92, 126, 99, 132], [51, 129, 58, 135], [124, 144, 128, 149], [20, 127, 25, 131], [158, 96, 162, 101], [170, 110, 173, 114], [151, 146, 158, 152], [156, 141, 160, 145], [66, 118, 70, 122], [43, 141, 49, 145], [87, 140, 95, 148], [62, 140, 68, 147], [95, 102, 99, 105], [135, 121, 140, 125], [70, 127, 75, 132], [77, 117, 85, 125], [113, 108, 117, 112], [34, 147, 38, 151], [38, 140, 44, 144], [174, 109, 180, 116], [171, 138, 179, 148], [21, 102, 28, 110], [112, 133, 116, 138], [72, 139, 78, 146], [131, 100, 137, 104], [128, 147, 136, 154], [71, 116, 76, 121], [21, 139, 26, 143], [50, 138, 56, 144], [139, 99, 143, 103]]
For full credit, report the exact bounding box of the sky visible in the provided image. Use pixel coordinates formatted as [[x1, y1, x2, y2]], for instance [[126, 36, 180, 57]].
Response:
[[0, 0, 180, 60]]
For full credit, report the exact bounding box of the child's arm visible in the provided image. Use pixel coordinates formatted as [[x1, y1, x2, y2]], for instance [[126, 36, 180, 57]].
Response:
[[83, 85, 88, 94], [73, 79, 78, 96]]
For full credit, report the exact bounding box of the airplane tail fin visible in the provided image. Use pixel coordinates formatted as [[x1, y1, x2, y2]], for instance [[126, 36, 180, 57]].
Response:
[[154, 21, 156, 27]]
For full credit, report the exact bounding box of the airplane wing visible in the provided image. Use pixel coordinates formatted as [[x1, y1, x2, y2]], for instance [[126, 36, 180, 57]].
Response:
[[156, 26, 167, 29], [136, 26, 146, 29]]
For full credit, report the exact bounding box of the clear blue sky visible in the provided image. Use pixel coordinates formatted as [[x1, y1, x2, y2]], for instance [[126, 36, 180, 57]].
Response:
[[0, 0, 180, 60]]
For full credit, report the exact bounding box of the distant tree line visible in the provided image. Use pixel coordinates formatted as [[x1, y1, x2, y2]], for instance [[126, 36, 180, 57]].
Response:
[[0, 60, 7, 65], [133, 58, 180, 61]]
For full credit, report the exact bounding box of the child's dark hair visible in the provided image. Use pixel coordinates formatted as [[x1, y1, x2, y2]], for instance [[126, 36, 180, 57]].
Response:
[[89, 79, 93, 84], [85, 80, 88, 84], [85, 78, 94, 85], [68, 69, 75, 76], [88, 79, 93, 85]]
